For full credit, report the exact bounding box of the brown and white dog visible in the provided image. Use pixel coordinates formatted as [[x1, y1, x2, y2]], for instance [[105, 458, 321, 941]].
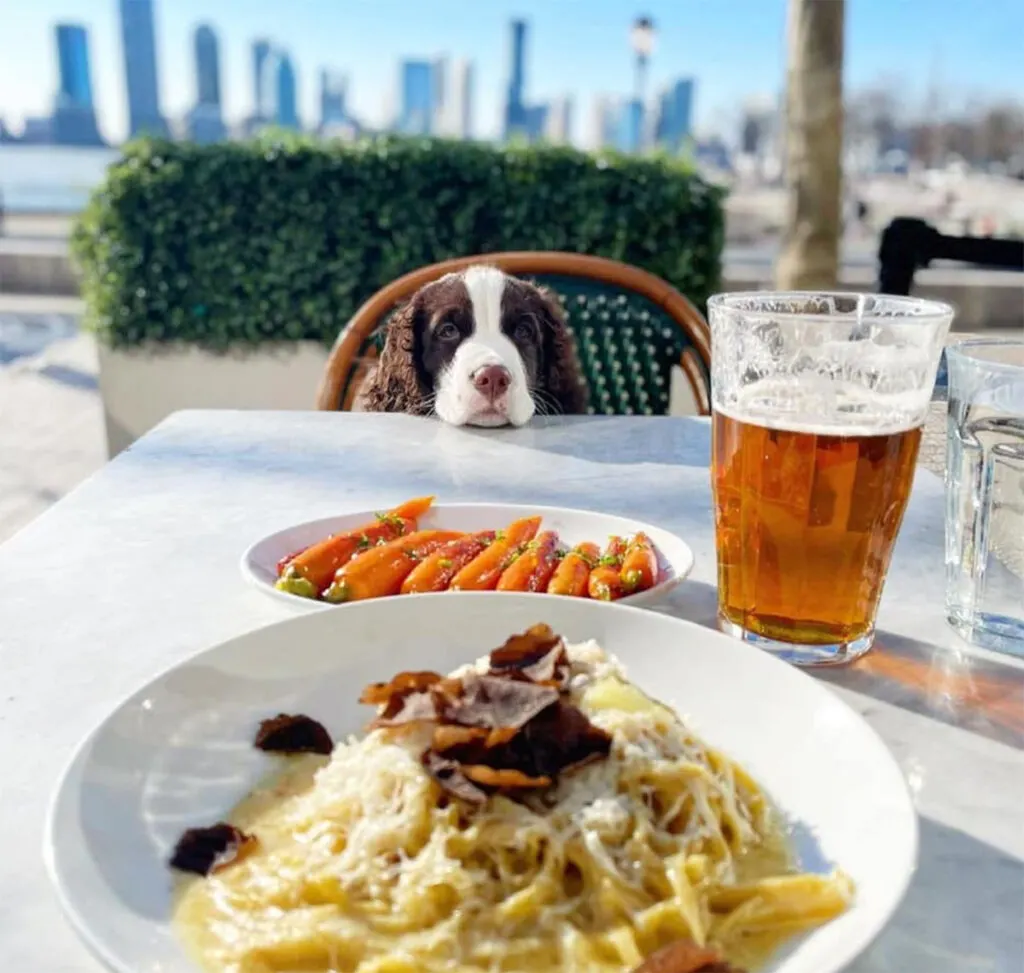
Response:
[[355, 265, 588, 427]]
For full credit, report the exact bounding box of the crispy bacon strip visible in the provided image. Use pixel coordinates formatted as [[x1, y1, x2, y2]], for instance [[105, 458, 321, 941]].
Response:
[[360, 671, 442, 705], [359, 625, 614, 806], [489, 623, 561, 671]]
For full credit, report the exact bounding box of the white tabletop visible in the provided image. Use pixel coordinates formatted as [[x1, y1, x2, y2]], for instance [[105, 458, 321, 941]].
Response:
[[1, 411, 1021, 972]]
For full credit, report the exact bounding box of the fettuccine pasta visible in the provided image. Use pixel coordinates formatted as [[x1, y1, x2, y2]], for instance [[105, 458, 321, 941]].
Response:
[[174, 640, 852, 972]]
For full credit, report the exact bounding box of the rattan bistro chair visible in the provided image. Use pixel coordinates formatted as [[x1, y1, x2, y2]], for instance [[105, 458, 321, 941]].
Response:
[[315, 252, 712, 416]]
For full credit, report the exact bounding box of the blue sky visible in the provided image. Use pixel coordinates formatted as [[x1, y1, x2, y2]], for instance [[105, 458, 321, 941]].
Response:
[[2, 0, 1022, 144]]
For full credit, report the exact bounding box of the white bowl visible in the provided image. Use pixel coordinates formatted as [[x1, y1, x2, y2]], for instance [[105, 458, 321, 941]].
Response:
[[46, 594, 916, 973], [241, 502, 695, 609]]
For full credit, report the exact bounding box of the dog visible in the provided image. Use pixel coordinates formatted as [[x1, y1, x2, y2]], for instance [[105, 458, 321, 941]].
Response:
[[355, 265, 588, 427]]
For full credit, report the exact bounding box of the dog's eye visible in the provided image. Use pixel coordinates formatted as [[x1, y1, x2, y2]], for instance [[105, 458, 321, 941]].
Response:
[[435, 322, 460, 341], [512, 319, 537, 343]]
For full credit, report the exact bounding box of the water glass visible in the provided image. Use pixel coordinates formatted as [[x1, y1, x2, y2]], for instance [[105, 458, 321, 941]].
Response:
[[709, 292, 953, 667], [945, 340, 1024, 656]]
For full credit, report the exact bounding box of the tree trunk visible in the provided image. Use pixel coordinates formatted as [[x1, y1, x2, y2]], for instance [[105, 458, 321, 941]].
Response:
[[775, 0, 845, 290]]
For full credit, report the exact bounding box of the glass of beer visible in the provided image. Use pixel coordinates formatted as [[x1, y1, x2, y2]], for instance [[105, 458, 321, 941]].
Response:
[[708, 293, 953, 666]]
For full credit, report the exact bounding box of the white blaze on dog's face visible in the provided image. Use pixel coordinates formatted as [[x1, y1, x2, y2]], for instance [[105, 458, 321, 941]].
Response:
[[431, 266, 539, 428]]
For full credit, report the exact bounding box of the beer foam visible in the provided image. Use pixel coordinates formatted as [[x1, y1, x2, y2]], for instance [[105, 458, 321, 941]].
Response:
[[715, 378, 928, 437]]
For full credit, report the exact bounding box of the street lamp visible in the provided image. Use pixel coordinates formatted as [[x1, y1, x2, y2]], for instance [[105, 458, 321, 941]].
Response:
[[630, 16, 656, 150]]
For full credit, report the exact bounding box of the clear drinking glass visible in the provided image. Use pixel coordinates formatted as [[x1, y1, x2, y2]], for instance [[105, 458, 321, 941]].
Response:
[[708, 292, 953, 666], [945, 340, 1024, 657]]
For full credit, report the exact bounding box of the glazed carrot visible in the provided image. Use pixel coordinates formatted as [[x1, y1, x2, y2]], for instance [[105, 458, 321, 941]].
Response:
[[388, 496, 436, 522], [547, 541, 600, 597], [587, 536, 628, 601], [621, 532, 659, 593], [323, 529, 463, 603], [603, 536, 628, 565], [276, 496, 434, 595], [400, 531, 497, 594], [276, 548, 307, 577], [449, 517, 542, 591], [588, 565, 626, 601], [497, 531, 562, 592]]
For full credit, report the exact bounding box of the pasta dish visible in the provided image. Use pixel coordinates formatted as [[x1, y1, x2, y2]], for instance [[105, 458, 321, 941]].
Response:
[[172, 625, 852, 972]]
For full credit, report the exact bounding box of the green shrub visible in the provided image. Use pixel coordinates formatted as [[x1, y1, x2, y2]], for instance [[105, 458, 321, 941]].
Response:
[[72, 134, 725, 350]]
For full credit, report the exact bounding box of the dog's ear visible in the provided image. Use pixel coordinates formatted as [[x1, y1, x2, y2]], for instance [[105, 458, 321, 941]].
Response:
[[355, 296, 433, 415], [535, 286, 589, 415]]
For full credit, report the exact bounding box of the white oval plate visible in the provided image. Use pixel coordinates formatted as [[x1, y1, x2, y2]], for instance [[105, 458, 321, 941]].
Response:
[[45, 595, 917, 973], [241, 502, 695, 609]]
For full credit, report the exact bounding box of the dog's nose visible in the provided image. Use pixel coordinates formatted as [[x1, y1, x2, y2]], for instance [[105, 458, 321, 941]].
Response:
[[472, 364, 511, 401]]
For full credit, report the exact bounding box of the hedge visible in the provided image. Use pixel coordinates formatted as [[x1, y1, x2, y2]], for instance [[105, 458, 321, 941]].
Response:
[[72, 134, 725, 351]]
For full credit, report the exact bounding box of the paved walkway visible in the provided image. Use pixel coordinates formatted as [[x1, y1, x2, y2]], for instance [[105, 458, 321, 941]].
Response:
[[0, 331, 104, 543]]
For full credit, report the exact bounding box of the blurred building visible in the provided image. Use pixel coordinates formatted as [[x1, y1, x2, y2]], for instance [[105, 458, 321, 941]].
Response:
[[186, 25, 226, 143], [319, 70, 348, 128], [501, 19, 550, 143], [544, 97, 573, 144], [655, 78, 694, 152], [19, 117, 55, 144], [273, 53, 300, 129], [523, 104, 549, 141], [434, 58, 473, 139], [739, 96, 782, 181], [52, 24, 104, 146], [504, 20, 528, 138], [585, 95, 613, 150], [398, 60, 435, 135], [252, 39, 273, 121], [119, 0, 168, 137], [614, 99, 644, 153]]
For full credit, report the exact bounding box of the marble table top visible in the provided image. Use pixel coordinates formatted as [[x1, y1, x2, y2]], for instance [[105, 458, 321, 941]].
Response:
[[0, 411, 1020, 972]]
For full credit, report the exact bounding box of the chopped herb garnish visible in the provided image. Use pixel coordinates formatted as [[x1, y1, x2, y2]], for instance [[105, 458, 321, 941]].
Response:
[[494, 530, 506, 542], [438, 558, 454, 569], [598, 555, 621, 567], [357, 534, 371, 549]]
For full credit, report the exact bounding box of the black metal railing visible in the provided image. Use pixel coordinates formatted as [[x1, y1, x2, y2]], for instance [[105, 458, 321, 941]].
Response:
[[878, 217, 1024, 295]]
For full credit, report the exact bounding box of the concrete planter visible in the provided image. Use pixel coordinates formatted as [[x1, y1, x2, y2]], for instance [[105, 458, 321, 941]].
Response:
[[97, 342, 330, 456]]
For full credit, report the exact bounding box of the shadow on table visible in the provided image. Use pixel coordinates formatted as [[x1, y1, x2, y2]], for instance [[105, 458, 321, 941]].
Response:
[[850, 815, 1023, 972], [818, 630, 1024, 749]]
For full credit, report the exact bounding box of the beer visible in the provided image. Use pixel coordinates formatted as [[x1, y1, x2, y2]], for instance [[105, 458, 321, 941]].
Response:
[[713, 410, 921, 649]]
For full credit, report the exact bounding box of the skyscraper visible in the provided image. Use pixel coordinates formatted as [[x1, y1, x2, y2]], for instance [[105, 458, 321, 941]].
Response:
[[504, 20, 527, 138], [56, 25, 93, 108], [194, 25, 221, 108], [187, 24, 226, 143], [320, 69, 348, 128], [274, 54, 300, 129], [398, 60, 435, 135], [252, 39, 272, 120], [119, 0, 168, 137], [655, 79, 695, 152], [53, 24, 103, 145]]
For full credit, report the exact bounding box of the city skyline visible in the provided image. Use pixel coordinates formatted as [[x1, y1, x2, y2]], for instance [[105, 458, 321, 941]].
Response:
[[5, 10, 696, 152], [2, 0, 1023, 148]]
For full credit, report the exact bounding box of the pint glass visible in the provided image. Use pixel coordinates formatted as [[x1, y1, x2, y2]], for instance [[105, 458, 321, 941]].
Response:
[[708, 293, 953, 666]]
